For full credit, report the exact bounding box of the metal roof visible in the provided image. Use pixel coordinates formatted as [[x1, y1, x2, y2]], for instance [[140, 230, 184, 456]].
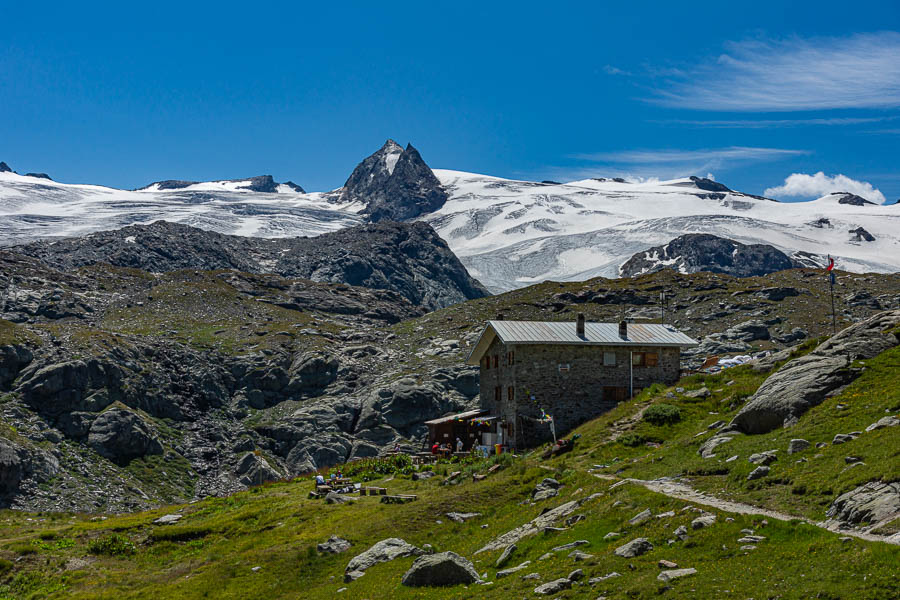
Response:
[[466, 320, 698, 365], [423, 409, 489, 426]]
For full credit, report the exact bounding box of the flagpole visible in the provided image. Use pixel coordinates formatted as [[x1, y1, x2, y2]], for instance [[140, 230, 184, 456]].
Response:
[[828, 255, 836, 336]]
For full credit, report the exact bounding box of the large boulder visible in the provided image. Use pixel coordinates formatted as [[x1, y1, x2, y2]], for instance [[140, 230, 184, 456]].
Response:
[[233, 452, 281, 487], [826, 481, 900, 526], [614, 538, 653, 558], [18, 359, 123, 416], [729, 310, 900, 434], [360, 378, 459, 433], [87, 407, 163, 464], [286, 352, 340, 396], [400, 551, 481, 587], [0, 437, 58, 497], [345, 538, 424, 582], [0, 344, 32, 388]]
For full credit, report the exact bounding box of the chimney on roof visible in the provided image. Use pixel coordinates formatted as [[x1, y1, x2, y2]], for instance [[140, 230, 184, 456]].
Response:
[[496, 313, 505, 321], [619, 320, 628, 339], [576, 313, 585, 337]]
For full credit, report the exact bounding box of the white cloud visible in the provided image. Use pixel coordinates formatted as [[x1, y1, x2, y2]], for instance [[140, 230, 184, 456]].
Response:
[[764, 172, 887, 204], [650, 116, 895, 129], [652, 32, 900, 111], [603, 64, 629, 75], [538, 146, 806, 182]]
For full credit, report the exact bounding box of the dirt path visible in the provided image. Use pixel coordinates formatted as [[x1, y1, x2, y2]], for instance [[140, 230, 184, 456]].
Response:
[[606, 475, 899, 546]]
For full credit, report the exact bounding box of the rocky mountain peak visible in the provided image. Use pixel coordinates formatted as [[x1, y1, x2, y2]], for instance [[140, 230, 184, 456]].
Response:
[[619, 233, 794, 278], [836, 193, 876, 206], [688, 176, 733, 193], [340, 140, 449, 222], [0, 161, 13, 173]]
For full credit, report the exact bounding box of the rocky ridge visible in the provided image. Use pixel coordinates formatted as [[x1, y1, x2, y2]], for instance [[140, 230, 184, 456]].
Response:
[[13, 220, 488, 311], [619, 233, 796, 278]]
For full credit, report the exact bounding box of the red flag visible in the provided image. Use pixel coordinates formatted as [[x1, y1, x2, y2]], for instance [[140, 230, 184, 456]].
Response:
[[826, 257, 835, 271]]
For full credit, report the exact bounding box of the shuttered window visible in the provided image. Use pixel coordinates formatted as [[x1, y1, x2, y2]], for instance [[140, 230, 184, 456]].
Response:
[[646, 352, 659, 367]]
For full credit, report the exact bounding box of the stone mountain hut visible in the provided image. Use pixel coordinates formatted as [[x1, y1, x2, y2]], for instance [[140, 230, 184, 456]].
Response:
[[465, 314, 698, 449]]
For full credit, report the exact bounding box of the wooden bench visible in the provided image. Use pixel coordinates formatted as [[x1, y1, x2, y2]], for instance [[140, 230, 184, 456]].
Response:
[[359, 487, 387, 496], [380, 495, 418, 504]]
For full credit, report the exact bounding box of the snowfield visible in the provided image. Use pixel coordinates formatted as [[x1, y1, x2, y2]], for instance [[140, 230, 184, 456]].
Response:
[[1, 169, 897, 292], [423, 170, 900, 291]]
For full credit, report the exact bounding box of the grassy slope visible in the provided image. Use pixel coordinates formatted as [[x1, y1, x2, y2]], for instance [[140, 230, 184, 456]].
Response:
[[1, 344, 898, 599]]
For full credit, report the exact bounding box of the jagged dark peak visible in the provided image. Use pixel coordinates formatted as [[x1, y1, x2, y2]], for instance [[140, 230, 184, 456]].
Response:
[[24, 172, 52, 180], [592, 177, 628, 183], [836, 192, 876, 206], [138, 175, 301, 193], [235, 175, 277, 193], [849, 227, 876, 242], [340, 139, 449, 222], [688, 176, 733, 193], [0, 161, 13, 173], [13, 220, 488, 311], [620, 233, 793, 278], [141, 179, 199, 190]]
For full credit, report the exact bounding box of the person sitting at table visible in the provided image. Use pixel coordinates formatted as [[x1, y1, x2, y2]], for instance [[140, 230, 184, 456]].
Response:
[[315, 474, 325, 486], [431, 442, 440, 454]]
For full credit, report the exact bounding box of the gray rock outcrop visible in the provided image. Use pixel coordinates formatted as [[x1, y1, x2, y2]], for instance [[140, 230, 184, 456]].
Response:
[[614, 537, 653, 557], [400, 551, 481, 587], [317, 536, 352, 554], [729, 310, 900, 434], [14, 220, 488, 311], [87, 407, 163, 464], [345, 538, 424, 582], [826, 481, 900, 526], [620, 234, 793, 278]]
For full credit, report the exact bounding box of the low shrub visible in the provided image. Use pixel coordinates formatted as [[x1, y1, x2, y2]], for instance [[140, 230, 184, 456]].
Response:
[[150, 525, 213, 543], [643, 403, 682, 426], [87, 534, 136, 556]]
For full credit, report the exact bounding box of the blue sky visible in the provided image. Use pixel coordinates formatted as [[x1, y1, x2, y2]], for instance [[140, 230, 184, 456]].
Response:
[[1, 1, 899, 202]]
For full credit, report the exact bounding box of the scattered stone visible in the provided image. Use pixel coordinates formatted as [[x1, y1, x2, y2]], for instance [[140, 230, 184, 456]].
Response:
[[691, 515, 716, 530], [833, 433, 856, 444], [589, 572, 621, 584], [553, 540, 589, 551], [325, 492, 356, 505], [658, 559, 678, 568], [603, 531, 621, 540], [412, 470, 435, 481], [685, 387, 711, 399], [787, 439, 811, 454], [655, 511, 675, 519], [317, 536, 352, 554], [569, 550, 593, 561], [737, 535, 766, 543], [538, 553, 553, 561], [401, 551, 481, 587], [568, 569, 584, 581], [816, 442, 828, 449], [865, 416, 899, 432], [725, 455, 738, 462], [153, 514, 182, 525], [521, 573, 540, 580], [657, 568, 697, 582], [496, 560, 531, 578], [532, 478, 561, 502], [740, 545, 757, 551], [707, 420, 726, 430], [629, 508, 652, 525], [344, 538, 424, 582], [446, 512, 481, 523], [495, 544, 516, 568], [747, 466, 770, 480], [845, 456, 863, 464], [673, 526, 689, 541], [698, 435, 735, 458], [614, 538, 653, 558], [748, 451, 778, 465], [534, 578, 571, 594]]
